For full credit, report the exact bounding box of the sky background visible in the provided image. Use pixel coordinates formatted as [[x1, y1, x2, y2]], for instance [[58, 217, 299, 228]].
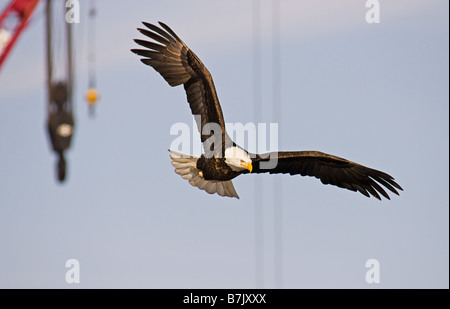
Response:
[[0, 0, 448, 288]]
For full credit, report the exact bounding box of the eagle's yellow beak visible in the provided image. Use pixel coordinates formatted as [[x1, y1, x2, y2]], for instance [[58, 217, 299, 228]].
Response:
[[242, 162, 253, 173]]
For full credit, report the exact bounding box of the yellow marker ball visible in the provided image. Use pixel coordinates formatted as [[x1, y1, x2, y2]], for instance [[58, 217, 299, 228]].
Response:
[[85, 88, 98, 106]]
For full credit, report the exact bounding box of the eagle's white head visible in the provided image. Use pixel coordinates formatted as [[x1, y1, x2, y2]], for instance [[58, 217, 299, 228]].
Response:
[[224, 146, 253, 173]]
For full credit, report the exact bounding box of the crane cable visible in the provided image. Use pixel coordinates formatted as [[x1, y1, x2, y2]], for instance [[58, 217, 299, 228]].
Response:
[[85, 0, 98, 116]]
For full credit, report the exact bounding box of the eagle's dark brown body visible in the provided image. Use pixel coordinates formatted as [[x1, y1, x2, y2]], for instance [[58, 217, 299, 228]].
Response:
[[196, 156, 243, 181]]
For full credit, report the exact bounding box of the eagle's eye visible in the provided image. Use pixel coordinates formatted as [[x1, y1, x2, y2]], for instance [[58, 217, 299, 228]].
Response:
[[240, 159, 245, 163]]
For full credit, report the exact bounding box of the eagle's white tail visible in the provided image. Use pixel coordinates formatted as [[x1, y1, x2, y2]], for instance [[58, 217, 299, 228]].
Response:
[[168, 150, 239, 199]]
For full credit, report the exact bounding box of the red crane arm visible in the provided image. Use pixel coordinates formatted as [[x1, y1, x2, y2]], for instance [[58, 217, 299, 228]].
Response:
[[0, 0, 40, 70]]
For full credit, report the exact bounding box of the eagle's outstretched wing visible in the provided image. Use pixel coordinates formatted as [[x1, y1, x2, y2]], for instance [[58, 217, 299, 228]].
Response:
[[251, 151, 403, 200], [131, 22, 229, 155]]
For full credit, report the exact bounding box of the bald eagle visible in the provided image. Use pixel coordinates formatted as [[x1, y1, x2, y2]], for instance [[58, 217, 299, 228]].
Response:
[[131, 22, 402, 200]]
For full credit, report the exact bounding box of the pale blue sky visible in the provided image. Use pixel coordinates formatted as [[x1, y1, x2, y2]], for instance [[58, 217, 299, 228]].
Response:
[[0, 0, 448, 288]]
